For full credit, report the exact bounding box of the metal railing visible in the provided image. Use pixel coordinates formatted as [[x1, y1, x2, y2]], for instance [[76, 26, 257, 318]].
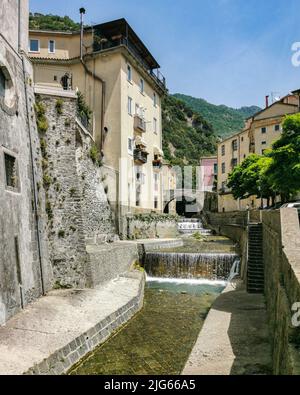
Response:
[[134, 115, 146, 132], [134, 149, 148, 164]]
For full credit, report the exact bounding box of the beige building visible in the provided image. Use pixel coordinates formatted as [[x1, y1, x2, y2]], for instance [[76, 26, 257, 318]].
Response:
[[162, 161, 177, 214], [218, 93, 299, 212], [28, 18, 167, 226]]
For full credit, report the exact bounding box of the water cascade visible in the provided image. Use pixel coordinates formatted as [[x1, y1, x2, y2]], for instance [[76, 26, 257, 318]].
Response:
[[177, 218, 212, 236], [144, 252, 239, 281], [227, 258, 240, 282]]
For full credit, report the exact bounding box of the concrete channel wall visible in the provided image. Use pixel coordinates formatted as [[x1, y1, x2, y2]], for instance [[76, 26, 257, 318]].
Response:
[[206, 208, 300, 375]]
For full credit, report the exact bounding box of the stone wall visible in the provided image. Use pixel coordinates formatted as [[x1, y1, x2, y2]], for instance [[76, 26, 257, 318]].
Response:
[[206, 208, 300, 374], [0, 39, 51, 324], [126, 214, 179, 240], [262, 209, 300, 375], [36, 92, 117, 289]]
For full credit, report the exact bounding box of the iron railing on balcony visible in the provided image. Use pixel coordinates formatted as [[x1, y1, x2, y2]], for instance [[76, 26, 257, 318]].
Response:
[[152, 160, 162, 170], [93, 36, 166, 90], [134, 115, 146, 133], [134, 149, 148, 164]]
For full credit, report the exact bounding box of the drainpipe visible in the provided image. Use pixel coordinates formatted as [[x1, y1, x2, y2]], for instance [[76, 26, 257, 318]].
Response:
[[21, 55, 45, 295], [79, 8, 106, 154]]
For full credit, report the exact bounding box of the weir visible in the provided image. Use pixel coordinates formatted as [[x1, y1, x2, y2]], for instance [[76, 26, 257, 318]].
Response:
[[177, 218, 212, 236], [144, 252, 239, 281]]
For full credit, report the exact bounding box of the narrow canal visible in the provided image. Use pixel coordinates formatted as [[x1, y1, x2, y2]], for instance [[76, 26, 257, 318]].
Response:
[[69, 235, 237, 375]]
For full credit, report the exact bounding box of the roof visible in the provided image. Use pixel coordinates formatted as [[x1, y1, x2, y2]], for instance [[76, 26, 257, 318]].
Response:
[[246, 96, 298, 121], [93, 18, 160, 69]]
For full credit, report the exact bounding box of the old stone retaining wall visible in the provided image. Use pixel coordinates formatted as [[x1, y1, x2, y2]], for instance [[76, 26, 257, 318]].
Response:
[[0, 36, 51, 325], [207, 208, 300, 374], [262, 209, 300, 375], [126, 214, 179, 240], [36, 92, 117, 289]]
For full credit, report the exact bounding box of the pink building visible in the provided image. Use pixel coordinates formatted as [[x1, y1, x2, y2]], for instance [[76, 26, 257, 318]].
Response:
[[199, 156, 218, 192]]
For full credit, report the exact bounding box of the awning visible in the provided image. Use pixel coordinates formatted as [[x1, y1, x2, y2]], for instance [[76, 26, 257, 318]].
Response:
[[153, 145, 164, 157], [135, 136, 147, 148]]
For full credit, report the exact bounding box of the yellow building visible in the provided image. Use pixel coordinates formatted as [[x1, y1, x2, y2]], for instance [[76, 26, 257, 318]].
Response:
[[218, 93, 299, 212], [28, 18, 167, 224], [162, 161, 177, 214]]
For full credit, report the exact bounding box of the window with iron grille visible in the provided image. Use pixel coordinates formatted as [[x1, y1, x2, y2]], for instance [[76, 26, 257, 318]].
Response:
[[275, 124, 280, 132], [4, 153, 18, 189], [221, 145, 225, 156], [232, 158, 238, 168], [222, 162, 226, 174]]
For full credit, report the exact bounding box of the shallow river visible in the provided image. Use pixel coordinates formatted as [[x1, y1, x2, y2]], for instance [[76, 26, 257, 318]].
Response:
[[69, 279, 225, 375]]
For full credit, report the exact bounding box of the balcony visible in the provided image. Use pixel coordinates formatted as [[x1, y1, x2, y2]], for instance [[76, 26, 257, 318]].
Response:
[[134, 115, 146, 133], [134, 148, 148, 164], [92, 19, 167, 91], [152, 159, 162, 170]]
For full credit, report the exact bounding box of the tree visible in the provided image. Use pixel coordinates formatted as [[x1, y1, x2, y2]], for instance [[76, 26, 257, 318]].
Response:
[[227, 154, 274, 204], [266, 113, 300, 202]]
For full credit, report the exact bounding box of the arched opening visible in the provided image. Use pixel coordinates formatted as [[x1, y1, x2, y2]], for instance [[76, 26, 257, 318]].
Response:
[[163, 195, 202, 217]]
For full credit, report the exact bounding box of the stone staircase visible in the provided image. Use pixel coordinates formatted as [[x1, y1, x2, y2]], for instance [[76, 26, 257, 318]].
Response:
[[247, 223, 264, 294]]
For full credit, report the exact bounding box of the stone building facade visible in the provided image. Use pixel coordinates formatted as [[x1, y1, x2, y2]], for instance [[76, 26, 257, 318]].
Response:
[[0, 0, 51, 325]]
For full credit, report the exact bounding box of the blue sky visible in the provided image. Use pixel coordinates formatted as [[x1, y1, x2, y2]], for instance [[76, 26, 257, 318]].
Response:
[[30, 0, 300, 108]]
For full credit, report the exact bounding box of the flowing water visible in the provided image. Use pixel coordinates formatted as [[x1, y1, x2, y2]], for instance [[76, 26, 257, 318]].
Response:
[[178, 218, 212, 236], [69, 231, 239, 375], [69, 280, 225, 375], [145, 252, 238, 280]]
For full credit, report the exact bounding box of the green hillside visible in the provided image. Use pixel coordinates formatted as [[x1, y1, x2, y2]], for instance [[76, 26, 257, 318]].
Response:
[[162, 95, 217, 167], [29, 13, 81, 31], [173, 94, 261, 138]]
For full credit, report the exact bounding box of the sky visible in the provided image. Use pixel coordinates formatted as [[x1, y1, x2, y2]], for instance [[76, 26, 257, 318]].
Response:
[[29, 0, 300, 108]]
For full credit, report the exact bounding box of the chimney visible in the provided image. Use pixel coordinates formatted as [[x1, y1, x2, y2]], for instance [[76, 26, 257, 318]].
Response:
[[265, 95, 269, 108], [79, 7, 86, 61]]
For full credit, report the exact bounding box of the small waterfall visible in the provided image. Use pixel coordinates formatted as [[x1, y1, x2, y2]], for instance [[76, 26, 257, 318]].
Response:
[[145, 252, 238, 281], [227, 258, 240, 282], [178, 218, 212, 236]]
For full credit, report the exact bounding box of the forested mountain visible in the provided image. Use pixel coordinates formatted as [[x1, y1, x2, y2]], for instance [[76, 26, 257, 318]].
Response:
[[173, 94, 261, 138], [162, 95, 217, 167]]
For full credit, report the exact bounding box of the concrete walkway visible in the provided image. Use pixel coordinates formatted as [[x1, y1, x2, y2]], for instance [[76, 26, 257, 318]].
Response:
[[183, 281, 272, 375], [0, 271, 144, 375]]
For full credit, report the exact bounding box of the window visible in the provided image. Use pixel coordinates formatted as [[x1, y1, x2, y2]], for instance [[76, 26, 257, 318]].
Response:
[[232, 158, 238, 168], [222, 181, 226, 190], [262, 141, 267, 145], [140, 78, 144, 93], [48, 40, 55, 54], [127, 64, 132, 81], [213, 163, 218, 175], [154, 173, 159, 192], [128, 96, 132, 115], [128, 137, 134, 154], [153, 117, 158, 134], [153, 92, 157, 107], [154, 197, 158, 209], [222, 163, 226, 174], [241, 137, 244, 142], [4, 153, 18, 189], [232, 139, 238, 151], [275, 124, 280, 132], [29, 39, 39, 53], [221, 145, 225, 156], [0, 69, 5, 98], [261, 127, 267, 134], [53, 75, 57, 82]]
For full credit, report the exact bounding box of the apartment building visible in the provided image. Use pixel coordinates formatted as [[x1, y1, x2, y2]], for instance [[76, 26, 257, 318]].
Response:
[[162, 161, 177, 214], [218, 93, 299, 212], [199, 156, 217, 192], [28, 18, 167, 224]]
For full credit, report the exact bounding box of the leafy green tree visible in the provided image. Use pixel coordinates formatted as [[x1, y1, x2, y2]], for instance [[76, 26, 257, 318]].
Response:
[[266, 113, 300, 202], [227, 154, 274, 204], [29, 13, 81, 31]]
